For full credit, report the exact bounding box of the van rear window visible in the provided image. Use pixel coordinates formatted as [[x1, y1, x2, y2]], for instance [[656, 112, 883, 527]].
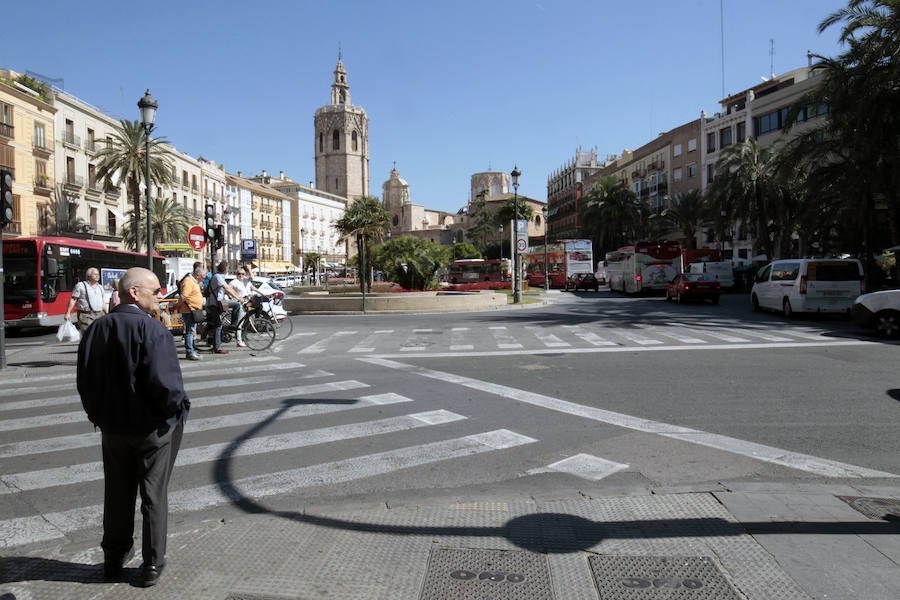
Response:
[[808, 262, 860, 281]]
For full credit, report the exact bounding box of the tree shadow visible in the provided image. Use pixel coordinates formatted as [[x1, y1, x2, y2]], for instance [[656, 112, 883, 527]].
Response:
[[211, 396, 900, 554], [888, 389, 900, 402], [0, 556, 136, 585]]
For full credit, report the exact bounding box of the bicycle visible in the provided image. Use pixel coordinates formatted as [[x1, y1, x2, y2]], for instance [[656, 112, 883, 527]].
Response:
[[198, 297, 276, 351], [256, 294, 293, 340]]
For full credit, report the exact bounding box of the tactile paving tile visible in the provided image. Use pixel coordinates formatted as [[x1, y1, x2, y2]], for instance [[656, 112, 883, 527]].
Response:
[[588, 555, 741, 599], [836, 495, 900, 521], [419, 547, 552, 600]]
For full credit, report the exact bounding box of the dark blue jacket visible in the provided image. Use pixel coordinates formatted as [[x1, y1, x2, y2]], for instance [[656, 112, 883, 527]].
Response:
[[77, 304, 190, 433]]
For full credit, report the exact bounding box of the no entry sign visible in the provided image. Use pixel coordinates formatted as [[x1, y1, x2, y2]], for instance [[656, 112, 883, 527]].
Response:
[[188, 226, 207, 250]]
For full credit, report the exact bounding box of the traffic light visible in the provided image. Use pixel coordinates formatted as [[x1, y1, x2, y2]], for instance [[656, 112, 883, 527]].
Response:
[[0, 170, 13, 230], [214, 224, 225, 250], [204, 204, 216, 242]]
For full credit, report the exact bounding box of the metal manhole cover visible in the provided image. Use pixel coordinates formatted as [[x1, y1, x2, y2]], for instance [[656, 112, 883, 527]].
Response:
[[588, 555, 741, 599], [420, 547, 552, 600], [837, 496, 900, 521]]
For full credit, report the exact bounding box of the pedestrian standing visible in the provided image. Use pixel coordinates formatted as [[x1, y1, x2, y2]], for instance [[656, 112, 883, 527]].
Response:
[[178, 264, 206, 360], [229, 266, 257, 347], [77, 267, 190, 587], [65, 267, 106, 333], [206, 261, 241, 354]]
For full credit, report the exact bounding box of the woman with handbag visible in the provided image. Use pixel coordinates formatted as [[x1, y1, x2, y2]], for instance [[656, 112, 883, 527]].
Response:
[[178, 264, 207, 361]]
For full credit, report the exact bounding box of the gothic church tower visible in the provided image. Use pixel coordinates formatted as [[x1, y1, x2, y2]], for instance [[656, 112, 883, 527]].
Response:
[[314, 55, 369, 200]]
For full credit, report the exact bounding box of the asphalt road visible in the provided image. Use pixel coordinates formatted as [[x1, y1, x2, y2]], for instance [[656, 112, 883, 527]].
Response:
[[2, 289, 899, 547]]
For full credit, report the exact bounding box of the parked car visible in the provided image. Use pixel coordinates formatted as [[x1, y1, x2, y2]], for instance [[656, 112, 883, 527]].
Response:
[[565, 272, 600, 292], [852, 289, 900, 337], [750, 258, 863, 317], [666, 272, 721, 304]]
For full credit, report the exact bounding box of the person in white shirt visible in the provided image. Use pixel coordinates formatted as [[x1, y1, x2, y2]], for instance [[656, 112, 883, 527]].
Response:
[[229, 267, 258, 347], [65, 267, 107, 333]]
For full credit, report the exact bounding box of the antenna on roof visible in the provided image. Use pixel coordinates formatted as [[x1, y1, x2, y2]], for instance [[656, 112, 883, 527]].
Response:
[[769, 38, 775, 79]]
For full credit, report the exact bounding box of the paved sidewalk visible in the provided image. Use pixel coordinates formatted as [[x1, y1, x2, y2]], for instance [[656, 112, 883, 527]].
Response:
[[2, 484, 899, 599]]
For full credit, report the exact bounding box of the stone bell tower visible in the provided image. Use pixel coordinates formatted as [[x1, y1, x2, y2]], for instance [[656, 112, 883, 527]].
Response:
[[314, 54, 370, 201]]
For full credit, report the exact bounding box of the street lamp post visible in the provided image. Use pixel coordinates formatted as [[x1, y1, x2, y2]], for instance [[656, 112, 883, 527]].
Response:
[[137, 90, 157, 270], [511, 165, 521, 304], [300, 228, 306, 283], [542, 206, 549, 292]]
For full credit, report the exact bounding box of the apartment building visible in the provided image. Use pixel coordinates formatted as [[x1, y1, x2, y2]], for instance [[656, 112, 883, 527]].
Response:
[[582, 119, 704, 248], [546, 148, 602, 241], [260, 170, 348, 270], [701, 64, 826, 260], [0, 76, 56, 239], [226, 172, 293, 272]]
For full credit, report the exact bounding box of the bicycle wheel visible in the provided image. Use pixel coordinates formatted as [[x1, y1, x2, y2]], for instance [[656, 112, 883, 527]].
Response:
[[241, 314, 275, 351], [271, 314, 293, 340]]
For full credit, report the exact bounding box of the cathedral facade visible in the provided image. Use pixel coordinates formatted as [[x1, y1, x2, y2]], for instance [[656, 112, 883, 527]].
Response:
[[314, 56, 369, 201]]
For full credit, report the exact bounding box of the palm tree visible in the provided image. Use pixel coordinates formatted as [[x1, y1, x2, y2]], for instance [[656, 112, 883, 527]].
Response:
[[665, 190, 709, 250], [371, 236, 451, 290], [93, 119, 174, 253], [781, 0, 900, 283], [334, 195, 391, 292], [581, 176, 640, 254], [708, 138, 784, 259], [120, 197, 192, 252]]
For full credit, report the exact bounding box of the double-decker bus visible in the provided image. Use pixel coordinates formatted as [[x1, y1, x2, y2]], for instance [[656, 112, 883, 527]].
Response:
[[606, 240, 683, 294], [443, 259, 511, 284], [3, 236, 167, 331], [523, 239, 593, 288]]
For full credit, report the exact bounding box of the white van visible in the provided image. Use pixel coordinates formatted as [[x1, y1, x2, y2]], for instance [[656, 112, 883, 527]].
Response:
[[750, 258, 863, 317], [688, 261, 734, 289]]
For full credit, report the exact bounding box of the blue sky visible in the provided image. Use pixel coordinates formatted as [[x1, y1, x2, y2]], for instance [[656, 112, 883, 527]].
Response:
[[5, 0, 849, 213]]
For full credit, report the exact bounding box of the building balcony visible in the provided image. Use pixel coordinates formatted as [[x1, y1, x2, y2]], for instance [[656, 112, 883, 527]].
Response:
[[0, 122, 13, 139], [84, 140, 100, 154], [62, 131, 81, 148], [64, 175, 84, 189], [86, 179, 104, 195], [104, 187, 121, 201], [33, 178, 52, 195], [32, 141, 52, 157]]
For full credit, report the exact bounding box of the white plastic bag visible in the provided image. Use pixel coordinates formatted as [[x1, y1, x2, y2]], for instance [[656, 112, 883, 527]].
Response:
[[56, 320, 81, 343]]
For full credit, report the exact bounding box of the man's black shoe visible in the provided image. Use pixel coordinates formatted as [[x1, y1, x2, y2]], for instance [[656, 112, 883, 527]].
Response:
[[103, 545, 134, 581], [139, 562, 165, 587]]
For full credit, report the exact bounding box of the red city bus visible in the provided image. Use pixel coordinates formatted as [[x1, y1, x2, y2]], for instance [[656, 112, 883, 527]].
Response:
[[524, 239, 593, 288], [3, 236, 167, 331], [444, 259, 511, 284]]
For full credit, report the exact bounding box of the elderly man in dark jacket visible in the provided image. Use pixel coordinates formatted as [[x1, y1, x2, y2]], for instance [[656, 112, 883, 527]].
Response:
[[77, 267, 190, 587]]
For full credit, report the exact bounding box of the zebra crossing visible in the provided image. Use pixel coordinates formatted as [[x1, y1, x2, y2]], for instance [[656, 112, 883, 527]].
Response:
[[296, 321, 865, 356], [0, 354, 581, 550]]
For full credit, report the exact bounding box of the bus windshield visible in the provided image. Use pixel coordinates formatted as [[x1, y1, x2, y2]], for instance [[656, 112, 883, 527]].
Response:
[[2, 240, 39, 303]]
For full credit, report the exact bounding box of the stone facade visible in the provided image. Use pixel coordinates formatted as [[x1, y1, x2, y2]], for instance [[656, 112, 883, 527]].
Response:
[[0, 76, 56, 240], [314, 57, 369, 201]]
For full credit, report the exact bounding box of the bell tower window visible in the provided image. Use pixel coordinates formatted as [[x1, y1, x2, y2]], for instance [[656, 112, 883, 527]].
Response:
[[352, 131, 358, 152], [319, 133, 323, 153], [332, 130, 340, 151]]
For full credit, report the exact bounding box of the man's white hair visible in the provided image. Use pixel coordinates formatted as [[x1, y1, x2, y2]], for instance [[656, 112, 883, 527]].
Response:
[[86, 267, 100, 278]]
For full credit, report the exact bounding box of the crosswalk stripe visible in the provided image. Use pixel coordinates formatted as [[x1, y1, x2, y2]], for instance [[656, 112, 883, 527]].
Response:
[[450, 345, 474, 351], [526, 326, 571, 348], [0, 380, 369, 433], [721, 327, 792, 342], [0, 369, 334, 414], [572, 332, 616, 346], [779, 328, 832, 341], [0, 392, 415, 459], [0, 410, 467, 494], [0, 429, 537, 549], [489, 327, 522, 349], [650, 329, 706, 344], [614, 331, 663, 345], [527, 453, 629, 481]]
